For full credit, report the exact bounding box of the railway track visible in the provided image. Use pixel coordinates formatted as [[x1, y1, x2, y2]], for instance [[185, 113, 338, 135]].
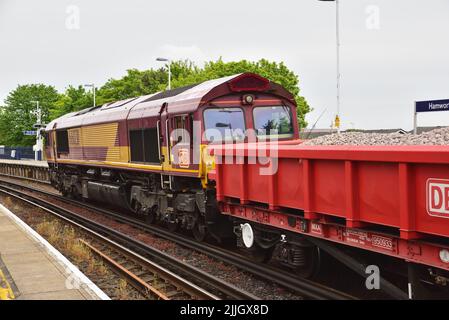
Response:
[[0, 183, 257, 300], [0, 177, 356, 300]]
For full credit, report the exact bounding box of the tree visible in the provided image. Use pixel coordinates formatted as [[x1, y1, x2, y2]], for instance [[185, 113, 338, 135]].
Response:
[[50, 85, 93, 119], [98, 69, 161, 103], [0, 84, 60, 146], [172, 59, 310, 128], [97, 59, 310, 128], [97, 60, 199, 104]]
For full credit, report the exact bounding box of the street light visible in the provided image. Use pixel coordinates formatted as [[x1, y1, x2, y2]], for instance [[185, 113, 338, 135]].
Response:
[[319, 0, 341, 133], [156, 57, 171, 90], [84, 83, 96, 107]]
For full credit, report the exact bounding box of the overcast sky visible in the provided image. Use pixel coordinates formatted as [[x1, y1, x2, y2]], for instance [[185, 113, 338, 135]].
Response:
[[1, 0, 448, 130]]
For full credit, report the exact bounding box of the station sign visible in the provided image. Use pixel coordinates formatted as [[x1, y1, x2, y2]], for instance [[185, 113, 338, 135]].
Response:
[[413, 98, 449, 134], [416, 99, 449, 113], [23, 130, 37, 136]]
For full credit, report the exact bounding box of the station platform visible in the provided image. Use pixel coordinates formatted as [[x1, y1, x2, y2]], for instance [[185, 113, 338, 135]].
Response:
[[0, 159, 50, 182], [0, 159, 48, 168], [0, 204, 109, 300]]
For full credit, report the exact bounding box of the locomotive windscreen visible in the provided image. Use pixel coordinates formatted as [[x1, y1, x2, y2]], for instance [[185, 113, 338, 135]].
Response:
[[203, 108, 246, 142], [253, 106, 294, 140]]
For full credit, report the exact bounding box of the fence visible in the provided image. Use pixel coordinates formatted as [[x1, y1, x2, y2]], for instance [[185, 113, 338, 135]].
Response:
[[0, 146, 41, 160]]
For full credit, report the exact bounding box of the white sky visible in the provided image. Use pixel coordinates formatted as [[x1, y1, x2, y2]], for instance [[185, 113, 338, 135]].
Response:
[[1, 0, 448, 130]]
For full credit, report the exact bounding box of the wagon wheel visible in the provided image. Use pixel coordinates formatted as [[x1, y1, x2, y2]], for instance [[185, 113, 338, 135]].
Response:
[[294, 246, 321, 279], [239, 242, 274, 263], [248, 243, 274, 263], [293, 246, 322, 279]]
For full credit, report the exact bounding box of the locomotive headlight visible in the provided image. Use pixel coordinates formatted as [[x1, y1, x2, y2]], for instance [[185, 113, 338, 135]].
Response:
[[440, 249, 449, 263], [242, 94, 255, 105]]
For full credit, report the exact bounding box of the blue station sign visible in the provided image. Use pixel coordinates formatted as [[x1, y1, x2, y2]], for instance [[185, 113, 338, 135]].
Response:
[[416, 99, 449, 113], [23, 130, 37, 136]]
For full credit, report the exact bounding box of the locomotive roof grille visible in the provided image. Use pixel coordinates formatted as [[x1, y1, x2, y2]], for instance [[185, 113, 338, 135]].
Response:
[[141, 82, 202, 103], [75, 105, 102, 116]]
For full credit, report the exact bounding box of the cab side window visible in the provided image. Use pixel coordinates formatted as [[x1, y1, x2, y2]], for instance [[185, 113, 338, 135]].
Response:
[[56, 130, 69, 154], [171, 116, 184, 146], [44, 132, 51, 147]]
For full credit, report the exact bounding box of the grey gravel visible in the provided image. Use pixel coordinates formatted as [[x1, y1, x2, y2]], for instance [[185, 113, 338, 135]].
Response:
[[302, 127, 449, 146]]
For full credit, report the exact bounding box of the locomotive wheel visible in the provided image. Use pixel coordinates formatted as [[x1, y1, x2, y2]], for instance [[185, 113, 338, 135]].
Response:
[[145, 211, 156, 224], [167, 220, 179, 232], [70, 186, 81, 200], [145, 206, 158, 224], [192, 218, 207, 242]]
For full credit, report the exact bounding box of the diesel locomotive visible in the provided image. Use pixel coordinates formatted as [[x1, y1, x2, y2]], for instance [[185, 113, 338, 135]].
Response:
[[44, 73, 299, 243]]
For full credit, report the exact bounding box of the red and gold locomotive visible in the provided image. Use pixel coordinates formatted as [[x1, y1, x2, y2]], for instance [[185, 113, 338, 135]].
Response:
[[44, 73, 299, 242]]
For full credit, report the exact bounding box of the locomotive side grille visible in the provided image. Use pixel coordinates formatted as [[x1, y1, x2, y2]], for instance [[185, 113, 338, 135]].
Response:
[[81, 123, 119, 147], [80, 123, 122, 161], [106, 147, 122, 161]]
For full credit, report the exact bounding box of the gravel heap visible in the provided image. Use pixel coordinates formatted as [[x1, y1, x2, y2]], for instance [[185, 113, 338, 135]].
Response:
[[302, 127, 449, 146]]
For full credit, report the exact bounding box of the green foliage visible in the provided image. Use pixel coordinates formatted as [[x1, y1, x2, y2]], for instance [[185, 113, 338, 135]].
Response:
[[96, 59, 310, 127], [0, 84, 59, 146], [170, 59, 310, 128], [98, 68, 165, 103], [50, 85, 93, 119], [97, 60, 199, 104], [0, 59, 311, 146]]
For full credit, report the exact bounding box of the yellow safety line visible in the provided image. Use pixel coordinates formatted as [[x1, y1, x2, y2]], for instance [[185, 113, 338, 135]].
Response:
[[0, 269, 15, 300]]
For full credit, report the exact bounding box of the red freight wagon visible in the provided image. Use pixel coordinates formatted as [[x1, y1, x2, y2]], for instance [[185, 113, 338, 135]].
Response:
[[210, 143, 449, 296], [212, 144, 449, 239]]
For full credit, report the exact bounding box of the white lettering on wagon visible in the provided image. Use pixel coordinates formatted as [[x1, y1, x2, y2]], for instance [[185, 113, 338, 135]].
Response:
[[345, 230, 394, 251], [427, 179, 449, 218], [311, 222, 322, 235], [345, 230, 368, 246], [371, 235, 393, 251]]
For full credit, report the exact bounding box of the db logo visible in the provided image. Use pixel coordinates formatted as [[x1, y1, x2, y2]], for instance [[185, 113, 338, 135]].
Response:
[[427, 179, 449, 218]]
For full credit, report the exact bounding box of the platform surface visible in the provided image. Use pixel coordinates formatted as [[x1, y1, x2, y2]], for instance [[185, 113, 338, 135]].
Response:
[[0, 204, 107, 300], [0, 159, 48, 168]]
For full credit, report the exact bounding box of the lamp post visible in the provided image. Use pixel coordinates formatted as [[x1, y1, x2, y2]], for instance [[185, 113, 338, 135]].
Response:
[[84, 83, 96, 107], [156, 57, 171, 90], [319, 0, 341, 133]]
